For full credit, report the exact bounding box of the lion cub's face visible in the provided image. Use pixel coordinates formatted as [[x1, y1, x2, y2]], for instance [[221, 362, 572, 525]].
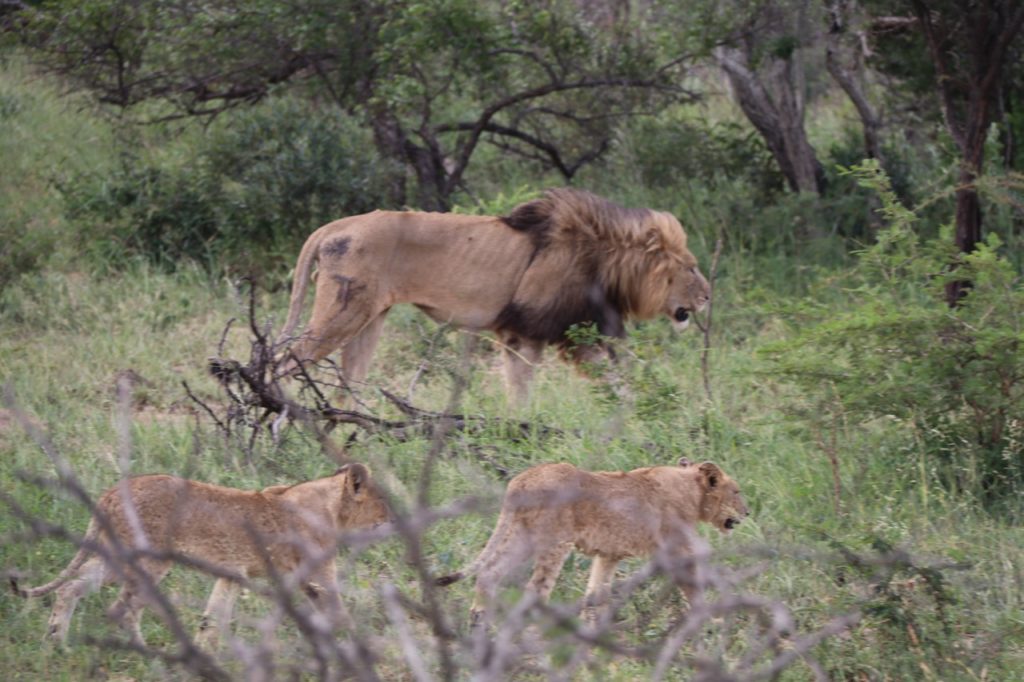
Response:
[[689, 460, 749, 533], [665, 265, 711, 330], [336, 463, 393, 530]]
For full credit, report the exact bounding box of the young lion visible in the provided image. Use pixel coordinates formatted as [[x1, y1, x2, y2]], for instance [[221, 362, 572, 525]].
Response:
[[11, 463, 390, 647], [436, 458, 747, 624]]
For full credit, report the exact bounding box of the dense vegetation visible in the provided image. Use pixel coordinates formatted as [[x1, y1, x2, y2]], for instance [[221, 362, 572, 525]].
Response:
[[1, 1, 1023, 679]]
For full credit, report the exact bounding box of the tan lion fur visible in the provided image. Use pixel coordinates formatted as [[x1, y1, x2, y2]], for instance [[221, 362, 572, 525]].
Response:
[[11, 464, 390, 647], [436, 458, 747, 625], [278, 188, 710, 403]]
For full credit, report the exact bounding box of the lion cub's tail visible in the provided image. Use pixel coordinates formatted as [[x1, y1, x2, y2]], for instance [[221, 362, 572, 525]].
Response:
[[10, 520, 99, 598], [434, 571, 466, 587], [434, 509, 516, 588]]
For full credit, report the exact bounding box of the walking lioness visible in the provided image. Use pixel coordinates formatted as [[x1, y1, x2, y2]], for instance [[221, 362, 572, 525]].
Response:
[[436, 459, 747, 624], [11, 464, 391, 646]]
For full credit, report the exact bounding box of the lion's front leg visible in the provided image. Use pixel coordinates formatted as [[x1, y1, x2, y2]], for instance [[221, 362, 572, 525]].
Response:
[[500, 335, 544, 406]]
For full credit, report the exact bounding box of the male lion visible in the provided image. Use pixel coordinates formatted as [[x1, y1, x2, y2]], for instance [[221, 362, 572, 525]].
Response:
[[11, 464, 390, 647], [278, 188, 710, 402], [435, 458, 747, 625]]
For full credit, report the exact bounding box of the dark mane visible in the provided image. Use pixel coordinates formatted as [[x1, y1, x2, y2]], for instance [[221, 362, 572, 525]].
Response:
[[494, 188, 691, 348]]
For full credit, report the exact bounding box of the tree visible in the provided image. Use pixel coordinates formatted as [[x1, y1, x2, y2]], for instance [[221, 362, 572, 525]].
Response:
[[863, 1, 1024, 305], [715, 0, 828, 195], [16, 0, 693, 210], [825, 0, 884, 166]]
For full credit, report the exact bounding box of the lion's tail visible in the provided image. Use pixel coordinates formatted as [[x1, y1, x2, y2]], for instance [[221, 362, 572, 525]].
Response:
[[10, 519, 99, 598], [278, 226, 329, 345]]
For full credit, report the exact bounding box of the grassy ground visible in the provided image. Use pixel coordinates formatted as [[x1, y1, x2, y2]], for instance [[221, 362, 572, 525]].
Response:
[[1, 63, 1022, 681]]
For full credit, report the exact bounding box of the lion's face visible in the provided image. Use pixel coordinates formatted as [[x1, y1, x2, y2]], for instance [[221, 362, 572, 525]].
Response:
[[664, 265, 711, 330], [694, 461, 749, 533]]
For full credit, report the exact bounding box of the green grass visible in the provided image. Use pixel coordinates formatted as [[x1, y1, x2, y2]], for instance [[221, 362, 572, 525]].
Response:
[[1, 61, 1022, 681], [2, 264, 1021, 679]]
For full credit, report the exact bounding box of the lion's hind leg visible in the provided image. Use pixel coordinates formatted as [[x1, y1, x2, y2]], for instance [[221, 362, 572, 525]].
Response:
[[338, 311, 388, 401], [288, 271, 381, 364]]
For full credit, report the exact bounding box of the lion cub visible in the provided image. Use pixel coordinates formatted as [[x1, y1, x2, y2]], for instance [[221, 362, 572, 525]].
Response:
[[12, 463, 390, 646], [437, 458, 747, 624]]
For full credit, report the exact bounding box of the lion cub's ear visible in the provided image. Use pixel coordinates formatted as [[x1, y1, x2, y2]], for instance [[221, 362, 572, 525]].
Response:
[[344, 463, 370, 494], [678, 457, 693, 468], [698, 461, 724, 489]]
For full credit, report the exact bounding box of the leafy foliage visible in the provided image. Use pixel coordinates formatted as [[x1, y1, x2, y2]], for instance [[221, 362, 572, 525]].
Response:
[[628, 115, 784, 201], [761, 161, 1024, 499], [17, 0, 693, 208], [57, 99, 395, 271]]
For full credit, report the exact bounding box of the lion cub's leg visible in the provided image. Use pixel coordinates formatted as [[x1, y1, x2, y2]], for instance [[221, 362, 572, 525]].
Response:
[[525, 542, 573, 603], [500, 336, 544, 405], [469, 535, 533, 626], [581, 555, 618, 626], [304, 565, 355, 632], [106, 559, 172, 645], [196, 578, 242, 649], [47, 556, 108, 644]]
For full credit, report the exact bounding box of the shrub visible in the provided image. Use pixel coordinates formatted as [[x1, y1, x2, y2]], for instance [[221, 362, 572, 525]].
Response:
[[625, 113, 784, 201], [760, 161, 1024, 502], [59, 98, 400, 272]]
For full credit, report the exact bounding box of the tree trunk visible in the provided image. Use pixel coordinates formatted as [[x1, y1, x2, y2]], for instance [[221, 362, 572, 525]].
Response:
[[717, 46, 826, 196], [369, 114, 451, 211], [946, 138, 986, 304], [403, 139, 451, 211], [908, 1, 1024, 306], [826, 1, 883, 164]]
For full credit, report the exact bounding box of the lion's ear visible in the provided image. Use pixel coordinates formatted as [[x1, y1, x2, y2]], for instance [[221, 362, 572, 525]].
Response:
[[345, 463, 370, 494], [698, 462, 724, 489], [678, 457, 693, 468]]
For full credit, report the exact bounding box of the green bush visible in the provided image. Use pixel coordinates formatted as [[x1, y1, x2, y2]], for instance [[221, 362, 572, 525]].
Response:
[[761, 161, 1024, 502], [625, 114, 784, 200], [60, 98, 400, 272]]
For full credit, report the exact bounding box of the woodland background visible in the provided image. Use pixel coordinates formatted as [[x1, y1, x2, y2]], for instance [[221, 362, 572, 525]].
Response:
[[1, 1, 1022, 680]]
